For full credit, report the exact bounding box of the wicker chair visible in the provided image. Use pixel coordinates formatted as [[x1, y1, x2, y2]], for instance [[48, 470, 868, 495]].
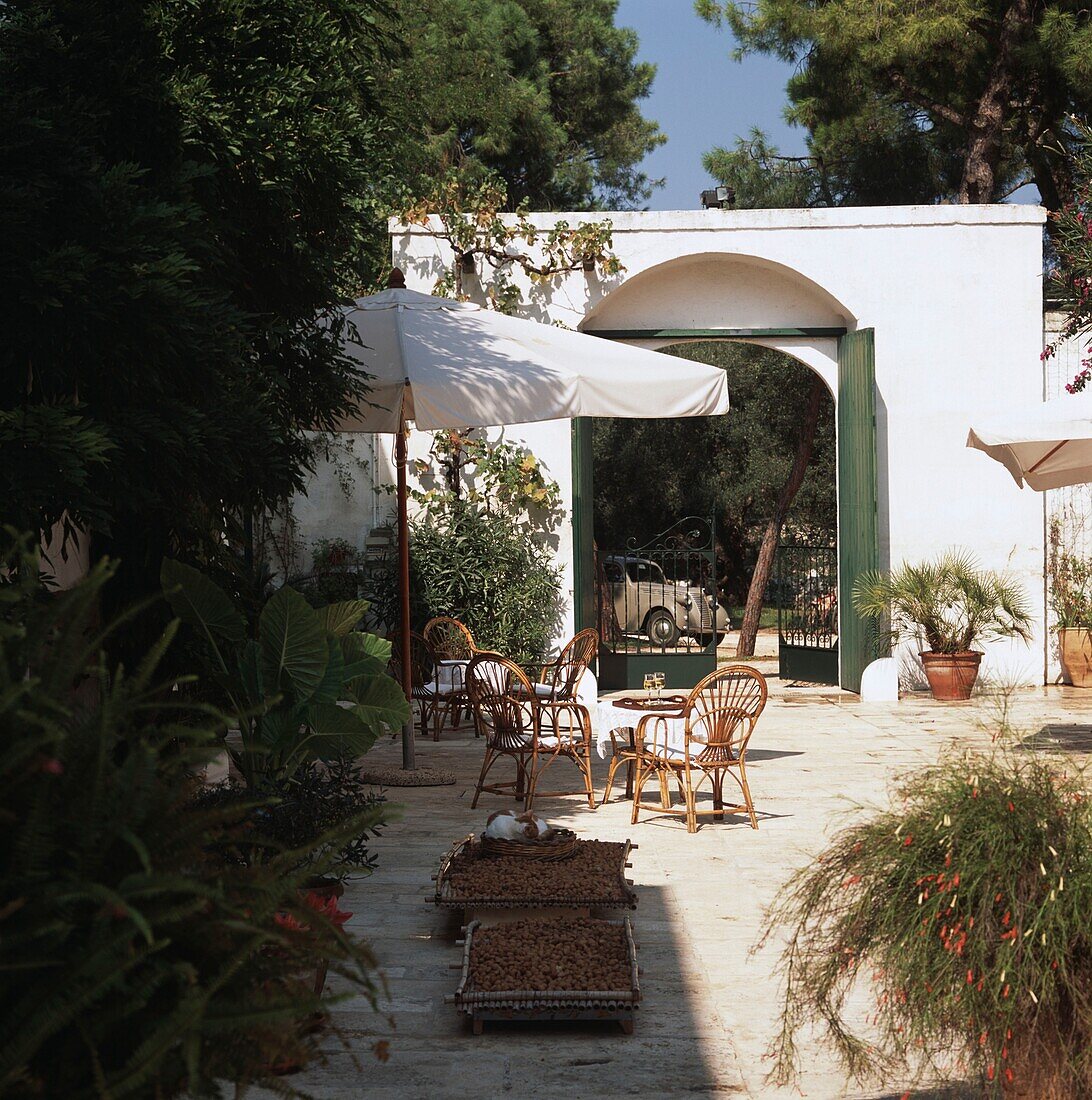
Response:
[[387, 630, 448, 742], [423, 616, 478, 734], [601, 727, 640, 806], [527, 628, 598, 803], [535, 628, 598, 709], [631, 665, 768, 833], [466, 653, 595, 811]]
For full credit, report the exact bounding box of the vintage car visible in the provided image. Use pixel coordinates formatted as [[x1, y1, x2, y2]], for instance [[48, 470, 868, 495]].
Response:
[[601, 555, 729, 647]]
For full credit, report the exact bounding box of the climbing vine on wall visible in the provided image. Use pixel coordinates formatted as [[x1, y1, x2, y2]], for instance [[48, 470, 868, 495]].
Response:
[[408, 429, 562, 529], [401, 173, 623, 313]]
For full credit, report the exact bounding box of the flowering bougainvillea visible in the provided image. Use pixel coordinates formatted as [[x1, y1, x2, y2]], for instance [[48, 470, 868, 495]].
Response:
[[1044, 129, 1092, 393]]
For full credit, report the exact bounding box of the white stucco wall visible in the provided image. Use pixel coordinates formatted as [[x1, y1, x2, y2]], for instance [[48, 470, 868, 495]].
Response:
[[295, 205, 1050, 686], [286, 433, 380, 576]]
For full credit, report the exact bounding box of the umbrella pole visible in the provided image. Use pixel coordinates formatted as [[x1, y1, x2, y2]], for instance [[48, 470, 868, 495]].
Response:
[[395, 418, 415, 771]]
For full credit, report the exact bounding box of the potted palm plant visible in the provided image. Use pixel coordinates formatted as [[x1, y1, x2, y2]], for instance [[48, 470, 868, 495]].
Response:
[[1048, 518, 1092, 687], [854, 551, 1033, 701]]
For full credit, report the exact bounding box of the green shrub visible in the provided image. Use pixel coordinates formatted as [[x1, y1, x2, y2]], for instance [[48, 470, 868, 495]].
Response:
[[0, 533, 383, 1097], [762, 750, 1092, 1097], [297, 537, 368, 606], [162, 559, 409, 787], [369, 500, 562, 667], [194, 757, 387, 885]]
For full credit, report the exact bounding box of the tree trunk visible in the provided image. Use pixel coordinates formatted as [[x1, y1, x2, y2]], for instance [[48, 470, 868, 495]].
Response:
[[1026, 125, 1070, 220], [957, 0, 1037, 204], [736, 377, 825, 658]]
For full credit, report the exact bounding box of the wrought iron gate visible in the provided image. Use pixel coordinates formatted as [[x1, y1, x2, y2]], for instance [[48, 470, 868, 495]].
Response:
[[776, 542, 839, 686], [597, 516, 723, 690]]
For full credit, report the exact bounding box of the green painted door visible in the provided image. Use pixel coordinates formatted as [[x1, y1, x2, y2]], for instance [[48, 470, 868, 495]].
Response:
[[571, 418, 596, 635], [837, 329, 879, 693]]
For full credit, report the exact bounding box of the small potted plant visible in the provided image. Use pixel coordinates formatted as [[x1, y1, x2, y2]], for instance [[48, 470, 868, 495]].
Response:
[[1048, 518, 1092, 686], [854, 550, 1033, 700]]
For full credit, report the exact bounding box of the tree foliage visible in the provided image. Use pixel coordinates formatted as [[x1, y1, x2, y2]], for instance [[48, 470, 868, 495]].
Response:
[[389, 0, 665, 209], [407, 502, 564, 666], [0, 0, 398, 591], [698, 0, 1092, 209], [368, 434, 565, 665], [593, 342, 835, 605]]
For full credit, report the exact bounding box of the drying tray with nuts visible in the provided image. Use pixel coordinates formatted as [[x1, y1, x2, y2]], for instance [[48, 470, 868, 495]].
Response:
[[446, 917, 641, 1035], [433, 835, 638, 912]]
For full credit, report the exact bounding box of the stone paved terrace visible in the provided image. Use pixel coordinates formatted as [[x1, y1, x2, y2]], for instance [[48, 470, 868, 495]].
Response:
[[262, 674, 1092, 1100]]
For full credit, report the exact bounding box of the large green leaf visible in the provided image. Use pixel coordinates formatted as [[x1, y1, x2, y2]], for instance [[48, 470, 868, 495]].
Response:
[[160, 559, 245, 645], [309, 634, 346, 707], [347, 674, 411, 734], [316, 600, 370, 637], [236, 640, 265, 710], [304, 702, 379, 757], [256, 707, 305, 753], [340, 630, 390, 680], [259, 586, 328, 702]]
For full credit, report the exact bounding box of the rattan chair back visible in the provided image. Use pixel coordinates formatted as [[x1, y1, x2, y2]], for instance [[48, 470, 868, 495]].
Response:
[[543, 627, 598, 700], [423, 616, 477, 661], [467, 653, 537, 752], [387, 630, 437, 694], [684, 664, 768, 764]]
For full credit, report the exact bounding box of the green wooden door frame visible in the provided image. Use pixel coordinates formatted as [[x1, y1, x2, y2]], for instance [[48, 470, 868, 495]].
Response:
[[570, 327, 880, 695], [585, 327, 848, 340], [571, 418, 596, 635], [837, 329, 879, 693]]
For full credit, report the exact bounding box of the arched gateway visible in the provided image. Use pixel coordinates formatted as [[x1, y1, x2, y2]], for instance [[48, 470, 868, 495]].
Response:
[[383, 205, 1048, 691], [574, 251, 876, 692]]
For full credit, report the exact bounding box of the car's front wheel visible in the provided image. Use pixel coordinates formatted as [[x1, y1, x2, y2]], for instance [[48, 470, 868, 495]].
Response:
[[645, 607, 680, 648]]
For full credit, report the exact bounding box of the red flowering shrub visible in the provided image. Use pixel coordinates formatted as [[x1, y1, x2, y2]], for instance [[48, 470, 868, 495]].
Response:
[[760, 750, 1092, 1098]]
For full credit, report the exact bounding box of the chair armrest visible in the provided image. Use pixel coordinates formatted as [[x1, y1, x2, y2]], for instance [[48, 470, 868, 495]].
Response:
[[536, 657, 562, 684]]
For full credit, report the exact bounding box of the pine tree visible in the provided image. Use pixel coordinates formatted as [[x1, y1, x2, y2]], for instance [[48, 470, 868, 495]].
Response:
[[388, 0, 665, 210], [698, 0, 1092, 210]]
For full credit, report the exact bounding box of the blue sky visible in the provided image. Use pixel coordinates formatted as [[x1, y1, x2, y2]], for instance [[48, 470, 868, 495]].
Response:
[[614, 0, 1040, 208], [615, 0, 808, 211]]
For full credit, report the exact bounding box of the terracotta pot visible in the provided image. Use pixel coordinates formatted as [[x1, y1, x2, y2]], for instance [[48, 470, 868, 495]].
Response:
[[920, 650, 982, 701], [1058, 627, 1092, 687]]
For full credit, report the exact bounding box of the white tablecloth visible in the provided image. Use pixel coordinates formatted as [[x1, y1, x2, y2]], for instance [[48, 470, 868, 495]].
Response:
[[542, 667, 598, 733], [594, 698, 689, 760], [433, 659, 467, 693]]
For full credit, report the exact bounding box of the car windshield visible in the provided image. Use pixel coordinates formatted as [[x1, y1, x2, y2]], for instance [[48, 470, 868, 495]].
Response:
[[625, 560, 666, 585]]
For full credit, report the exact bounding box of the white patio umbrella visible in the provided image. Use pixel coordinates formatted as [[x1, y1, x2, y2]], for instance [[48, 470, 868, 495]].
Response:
[[336, 271, 731, 769], [967, 388, 1092, 490]]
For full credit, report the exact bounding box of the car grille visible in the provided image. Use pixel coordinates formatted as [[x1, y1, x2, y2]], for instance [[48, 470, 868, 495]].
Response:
[[699, 601, 714, 629]]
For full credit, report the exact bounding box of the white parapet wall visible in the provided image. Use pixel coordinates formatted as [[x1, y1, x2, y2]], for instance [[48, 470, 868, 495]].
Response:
[[292, 204, 1050, 687]]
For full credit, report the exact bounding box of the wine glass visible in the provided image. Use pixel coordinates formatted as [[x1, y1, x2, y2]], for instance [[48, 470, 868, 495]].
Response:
[[653, 672, 665, 701], [643, 672, 656, 701]]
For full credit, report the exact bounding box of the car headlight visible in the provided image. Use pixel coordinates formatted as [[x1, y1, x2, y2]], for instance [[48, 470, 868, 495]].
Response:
[[680, 594, 693, 609]]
